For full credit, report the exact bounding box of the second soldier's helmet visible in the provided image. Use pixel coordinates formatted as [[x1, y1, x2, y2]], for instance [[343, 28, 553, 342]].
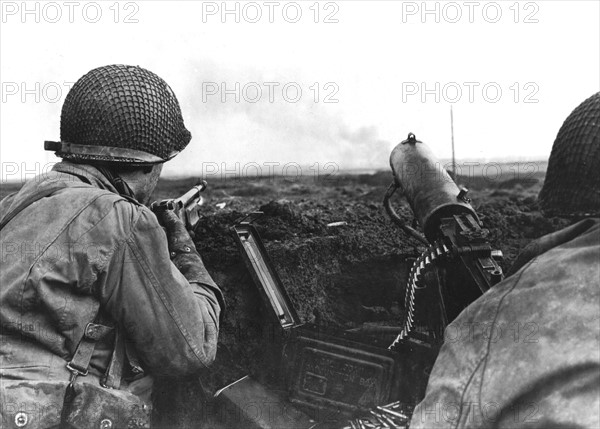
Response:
[[45, 64, 191, 165], [538, 92, 600, 217]]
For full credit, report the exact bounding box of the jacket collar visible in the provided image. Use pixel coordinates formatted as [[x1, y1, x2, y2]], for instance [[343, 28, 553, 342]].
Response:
[[51, 161, 121, 195]]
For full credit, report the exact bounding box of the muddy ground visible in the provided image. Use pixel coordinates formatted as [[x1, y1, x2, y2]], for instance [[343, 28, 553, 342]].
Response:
[[1, 166, 571, 427]]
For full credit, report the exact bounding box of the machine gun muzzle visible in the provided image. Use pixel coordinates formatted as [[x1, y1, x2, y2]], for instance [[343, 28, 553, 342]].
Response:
[[385, 133, 478, 243]]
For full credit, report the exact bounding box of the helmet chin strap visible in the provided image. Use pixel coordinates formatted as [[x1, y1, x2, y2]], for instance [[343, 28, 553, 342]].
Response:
[[96, 166, 137, 201]]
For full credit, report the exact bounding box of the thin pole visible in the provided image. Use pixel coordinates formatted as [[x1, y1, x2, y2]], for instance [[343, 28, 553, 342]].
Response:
[[450, 105, 456, 177]]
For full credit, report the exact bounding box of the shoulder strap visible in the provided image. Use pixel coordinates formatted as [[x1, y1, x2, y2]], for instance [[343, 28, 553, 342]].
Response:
[[0, 184, 67, 231], [67, 321, 114, 377], [61, 319, 114, 428]]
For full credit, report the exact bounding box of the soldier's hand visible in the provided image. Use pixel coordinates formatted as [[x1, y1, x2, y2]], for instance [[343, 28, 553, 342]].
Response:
[[153, 207, 217, 293], [154, 208, 197, 258]]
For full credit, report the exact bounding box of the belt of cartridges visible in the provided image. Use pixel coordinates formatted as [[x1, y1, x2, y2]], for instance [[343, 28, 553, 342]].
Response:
[[389, 241, 450, 350], [342, 401, 411, 429]]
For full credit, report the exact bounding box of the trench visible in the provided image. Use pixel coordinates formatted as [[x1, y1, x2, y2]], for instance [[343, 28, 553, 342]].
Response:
[[152, 232, 415, 428]]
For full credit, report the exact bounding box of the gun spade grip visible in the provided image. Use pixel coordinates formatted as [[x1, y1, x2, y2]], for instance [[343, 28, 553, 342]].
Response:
[[389, 134, 478, 242]]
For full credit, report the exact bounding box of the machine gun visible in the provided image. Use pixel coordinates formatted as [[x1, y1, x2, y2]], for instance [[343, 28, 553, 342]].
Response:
[[384, 133, 504, 348], [339, 133, 507, 429], [150, 180, 207, 231]]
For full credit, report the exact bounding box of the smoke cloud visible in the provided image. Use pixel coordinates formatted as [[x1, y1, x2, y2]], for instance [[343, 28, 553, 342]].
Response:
[[163, 59, 392, 176]]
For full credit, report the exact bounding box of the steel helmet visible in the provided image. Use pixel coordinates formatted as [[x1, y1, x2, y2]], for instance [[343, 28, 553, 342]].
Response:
[[538, 92, 600, 217], [45, 64, 191, 165]]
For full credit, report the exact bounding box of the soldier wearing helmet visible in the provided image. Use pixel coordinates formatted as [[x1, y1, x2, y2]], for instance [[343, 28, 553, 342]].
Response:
[[0, 65, 224, 428], [410, 92, 600, 428]]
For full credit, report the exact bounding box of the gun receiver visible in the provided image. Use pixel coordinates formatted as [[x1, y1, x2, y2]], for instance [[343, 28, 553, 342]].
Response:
[[151, 180, 207, 231], [385, 133, 504, 347]]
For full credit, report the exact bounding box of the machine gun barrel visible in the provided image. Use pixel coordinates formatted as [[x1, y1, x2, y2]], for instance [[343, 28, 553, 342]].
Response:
[[388, 133, 478, 242]]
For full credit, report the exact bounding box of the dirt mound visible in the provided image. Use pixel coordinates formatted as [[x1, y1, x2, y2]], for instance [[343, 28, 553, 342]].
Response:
[[190, 192, 421, 381]]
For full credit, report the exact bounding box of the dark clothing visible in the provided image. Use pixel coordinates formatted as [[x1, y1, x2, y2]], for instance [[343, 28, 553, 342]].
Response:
[[410, 218, 600, 428]]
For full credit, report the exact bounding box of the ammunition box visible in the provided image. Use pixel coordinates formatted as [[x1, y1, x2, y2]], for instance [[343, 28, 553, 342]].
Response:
[[284, 325, 436, 418]]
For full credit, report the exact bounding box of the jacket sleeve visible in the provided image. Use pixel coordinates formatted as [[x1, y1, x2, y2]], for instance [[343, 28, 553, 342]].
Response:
[[99, 205, 223, 376]]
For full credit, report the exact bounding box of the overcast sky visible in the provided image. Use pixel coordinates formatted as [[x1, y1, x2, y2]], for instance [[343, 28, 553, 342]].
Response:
[[1, 0, 599, 179]]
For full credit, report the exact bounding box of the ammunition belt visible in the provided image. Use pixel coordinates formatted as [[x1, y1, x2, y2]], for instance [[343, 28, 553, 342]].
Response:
[[389, 241, 450, 350], [343, 400, 411, 428]]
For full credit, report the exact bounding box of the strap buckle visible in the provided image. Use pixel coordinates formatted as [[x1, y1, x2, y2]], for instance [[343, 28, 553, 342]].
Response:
[[66, 362, 88, 383]]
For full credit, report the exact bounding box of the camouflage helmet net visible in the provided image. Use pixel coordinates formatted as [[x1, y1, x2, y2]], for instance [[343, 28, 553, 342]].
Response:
[[48, 64, 191, 165], [538, 91, 600, 217]]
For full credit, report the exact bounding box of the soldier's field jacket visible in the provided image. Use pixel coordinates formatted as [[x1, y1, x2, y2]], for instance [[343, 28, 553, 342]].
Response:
[[0, 162, 223, 427], [410, 218, 600, 428]]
